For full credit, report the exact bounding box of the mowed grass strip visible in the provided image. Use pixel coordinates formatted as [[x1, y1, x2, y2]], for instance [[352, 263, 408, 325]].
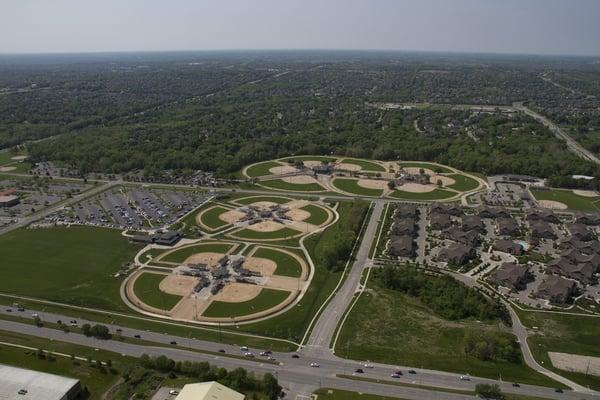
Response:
[[314, 388, 408, 400], [235, 196, 292, 205], [160, 242, 234, 263], [133, 272, 182, 311], [399, 162, 453, 173], [245, 161, 283, 177], [531, 188, 600, 212], [332, 178, 383, 197], [0, 227, 141, 311], [198, 206, 230, 229], [390, 188, 456, 200], [340, 158, 386, 172], [281, 156, 337, 163], [202, 288, 290, 318], [300, 204, 330, 225], [446, 174, 480, 192], [259, 179, 325, 192], [232, 227, 301, 240], [253, 247, 303, 277]]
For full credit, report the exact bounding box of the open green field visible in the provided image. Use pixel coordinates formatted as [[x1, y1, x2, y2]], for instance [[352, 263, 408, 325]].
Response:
[[340, 158, 386, 172], [336, 285, 561, 387], [399, 161, 453, 173], [314, 388, 406, 400], [389, 188, 456, 200], [159, 242, 234, 263], [0, 227, 141, 311], [197, 205, 230, 229], [133, 272, 182, 311], [301, 204, 330, 225], [332, 178, 384, 197], [202, 288, 290, 318], [245, 161, 283, 177], [281, 156, 338, 163], [531, 189, 600, 212], [231, 227, 301, 240], [259, 178, 325, 192], [447, 174, 480, 192], [235, 195, 293, 205], [253, 247, 303, 277]]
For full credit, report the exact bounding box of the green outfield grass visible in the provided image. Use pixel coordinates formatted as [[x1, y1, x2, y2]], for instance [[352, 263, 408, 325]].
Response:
[[245, 161, 283, 177], [399, 161, 453, 173], [259, 179, 325, 192], [446, 173, 480, 192], [339, 158, 386, 172], [197, 205, 230, 229], [0, 226, 141, 311], [253, 247, 303, 277], [531, 188, 600, 212], [332, 178, 384, 197], [235, 196, 293, 205], [231, 227, 301, 240], [300, 204, 330, 225], [159, 242, 235, 263], [133, 272, 182, 311], [202, 288, 291, 318], [280, 156, 338, 163], [389, 188, 456, 200]]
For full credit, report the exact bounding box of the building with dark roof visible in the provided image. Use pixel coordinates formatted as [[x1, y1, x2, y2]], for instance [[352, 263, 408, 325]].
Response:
[[496, 218, 520, 236], [461, 215, 485, 233], [547, 258, 596, 284], [0, 195, 19, 208], [493, 240, 524, 255], [395, 205, 419, 219], [388, 236, 416, 258], [392, 219, 417, 236], [490, 262, 531, 290], [478, 207, 510, 219], [568, 224, 594, 242], [431, 204, 463, 216], [575, 214, 600, 226], [535, 275, 577, 304], [530, 221, 556, 239], [430, 213, 452, 230], [438, 243, 475, 266], [442, 227, 479, 246], [527, 209, 560, 224]]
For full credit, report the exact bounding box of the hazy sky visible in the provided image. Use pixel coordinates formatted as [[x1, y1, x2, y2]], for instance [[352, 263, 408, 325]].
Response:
[[2, 0, 600, 55]]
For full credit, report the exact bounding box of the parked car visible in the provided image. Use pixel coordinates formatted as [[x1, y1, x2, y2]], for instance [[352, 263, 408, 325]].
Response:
[[512, 383, 520, 387], [244, 352, 254, 357], [218, 349, 226, 353], [240, 346, 248, 351], [134, 334, 141, 338], [170, 341, 177, 345]]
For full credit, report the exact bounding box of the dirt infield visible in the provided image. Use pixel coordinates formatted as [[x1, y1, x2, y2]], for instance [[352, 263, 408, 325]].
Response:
[[219, 209, 246, 224], [212, 282, 262, 302], [304, 160, 324, 168], [286, 208, 311, 221], [251, 201, 280, 210], [397, 182, 436, 193], [247, 220, 286, 232], [282, 175, 319, 184], [269, 165, 298, 175], [183, 252, 226, 267], [432, 175, 455, 186], [336, 162, 362, 171], [159, 274, 198, 296], [549, 352, 600, 377], [574, 189, 599, 197], [357, 179, 389, 189], [403, 167, 435, 176], [243, 256, 277, 276], [0, 166, 16, 172], [539, 200, 568, 210]]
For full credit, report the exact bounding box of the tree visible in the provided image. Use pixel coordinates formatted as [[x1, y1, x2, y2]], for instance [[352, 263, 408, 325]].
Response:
[[437, 179, 443, 187], [475, 384, 504, 399], [387, 180, 396, 190]]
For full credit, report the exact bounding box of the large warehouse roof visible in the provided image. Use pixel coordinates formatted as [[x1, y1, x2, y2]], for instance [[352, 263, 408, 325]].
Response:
[[0, 364, 80, 400], [176, 381, 245, 400]]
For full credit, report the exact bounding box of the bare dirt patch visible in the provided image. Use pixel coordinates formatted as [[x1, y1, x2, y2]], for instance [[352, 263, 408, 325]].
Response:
[[243, 256, 277, 276], [170, 297, 209, 320], [269, 165, 298, 175], [212, 283, 262, 302], [219, 209, 246, 224], [265, 276, 301, 291], [247, 220, 286, 232], [549, 352, 600, 377], [159, 274, 197, 296], [539, 200, 568, 210], [0, 166, 16, 172], [397, 183, 436, 193], [183, 252, 226, 267], [574, 190, 599, 197], [286, 208, 311, 221], [336, 162, 362, 171], [282, 175, 319, 184], [10, 155, 28, 161], [357, 179, 389, 189]]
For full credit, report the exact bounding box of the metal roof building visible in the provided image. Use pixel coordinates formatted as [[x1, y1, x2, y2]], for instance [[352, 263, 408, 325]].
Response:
[[175, 381, 245, 400], [0, 364, 82, 400]]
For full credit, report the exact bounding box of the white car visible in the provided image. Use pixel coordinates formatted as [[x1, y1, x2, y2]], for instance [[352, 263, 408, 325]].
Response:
[[363, 363, 374, 368], [459, 375, 470, 381], [310, 362, 320, 368], [169, 390, 179, 395], [240, 346, 248, 351], [244, 352, 255, 357]]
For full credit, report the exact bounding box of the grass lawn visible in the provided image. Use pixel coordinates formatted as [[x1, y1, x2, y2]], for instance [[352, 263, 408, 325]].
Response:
[[133, 272, 182, 311], [530, 189, 600, 212], [332, 178, 384, 197], [259, 179, 325, 192], [202, 288, 290, 318], [0, 227, 141, 312], [389, 188, 456, 200], [447, 173, 480, 192], [314, 388, 407, 400], [245, 161, 283, 177], [336, 285, 561, 387], [280, 156, 338, 163], [197, 205, 230, 230], [253, 247, 303, 277], [231, 227, 301, 240], [398, 161, 453, 173], [300, 204, 330, 225], [159, 242, 235, 263], [235, 195, 293, 205], [340, 158, 386, 172]]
